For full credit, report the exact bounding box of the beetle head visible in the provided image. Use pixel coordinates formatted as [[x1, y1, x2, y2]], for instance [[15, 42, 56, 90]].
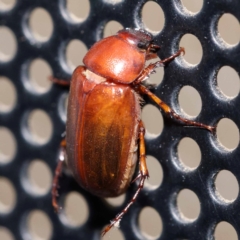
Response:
[[117, 28, 160, 60]]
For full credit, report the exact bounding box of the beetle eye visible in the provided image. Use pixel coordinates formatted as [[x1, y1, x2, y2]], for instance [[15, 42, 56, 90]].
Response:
[[148, 43, 160, 54], [137, 41, 148, 50]]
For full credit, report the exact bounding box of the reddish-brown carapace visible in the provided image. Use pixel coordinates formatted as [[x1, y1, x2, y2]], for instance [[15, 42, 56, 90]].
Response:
[[51, 28, 215, 236]]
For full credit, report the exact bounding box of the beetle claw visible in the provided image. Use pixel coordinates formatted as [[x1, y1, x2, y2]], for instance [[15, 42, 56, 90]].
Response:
[[179, 47, 185, 56]]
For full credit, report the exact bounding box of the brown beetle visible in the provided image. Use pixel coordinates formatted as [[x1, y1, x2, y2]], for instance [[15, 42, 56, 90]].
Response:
[[51, 28, 215, 235]]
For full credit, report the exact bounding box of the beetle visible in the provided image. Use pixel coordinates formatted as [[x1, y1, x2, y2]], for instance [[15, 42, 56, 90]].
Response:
[[51, 28, 215, 236]]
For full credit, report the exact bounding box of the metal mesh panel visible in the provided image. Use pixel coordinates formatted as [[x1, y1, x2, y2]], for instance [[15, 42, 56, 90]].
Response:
[[0, 0, 240, 239]]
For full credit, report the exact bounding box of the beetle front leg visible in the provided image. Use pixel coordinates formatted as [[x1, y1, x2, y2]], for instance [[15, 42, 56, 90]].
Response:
[[52, 139, 66, 213], [138, 84, 216, 133], [132, 47, 185, 86], [102, 120, 149, 236]]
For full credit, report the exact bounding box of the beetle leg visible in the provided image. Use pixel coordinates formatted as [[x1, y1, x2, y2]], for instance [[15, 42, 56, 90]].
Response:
[[52, 139, 66, 213], [132, 47, 185, 85], [137, 84, 216, 133], [49, 76, 70, 87], [102, 120, 149, 236]]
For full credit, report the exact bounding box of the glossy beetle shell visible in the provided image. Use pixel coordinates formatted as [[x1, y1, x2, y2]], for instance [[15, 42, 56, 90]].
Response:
[[66, 66, 140, 197]]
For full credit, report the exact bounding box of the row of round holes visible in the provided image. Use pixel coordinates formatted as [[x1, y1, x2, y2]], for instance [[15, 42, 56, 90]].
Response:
[[0, 157, 239, 216], [0, 183, 239, 240], [0, 154, 237, 202], [0, 3, 239, 62], [0, 44, 239, 143], [0, 0, 208, 15], [0, 16, 239, 99], [0, 10, 239, 107], [0, 107, 239, 161], [0, 70, 239, 150], [0, 133, 239, 192], [1, 0, 238, 39], [0, 220, 238, 240], [0, 38, 239, 95]]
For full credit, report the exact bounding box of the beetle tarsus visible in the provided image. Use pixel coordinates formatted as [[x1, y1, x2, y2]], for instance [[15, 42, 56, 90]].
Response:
[[170, 110, 215, 133], [183, 124, 216, 134]]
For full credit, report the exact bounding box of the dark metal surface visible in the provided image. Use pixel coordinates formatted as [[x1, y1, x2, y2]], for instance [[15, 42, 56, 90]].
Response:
[[0, 0, 240, 239]]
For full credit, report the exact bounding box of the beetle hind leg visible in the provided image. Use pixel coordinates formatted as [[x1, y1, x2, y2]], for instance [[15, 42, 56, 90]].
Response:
[[51, 139, 66, 213], [102, 121, 148, 236]]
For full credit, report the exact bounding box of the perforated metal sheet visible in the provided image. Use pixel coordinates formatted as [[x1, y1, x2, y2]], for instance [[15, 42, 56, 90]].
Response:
[[0, 0, 240, 240]]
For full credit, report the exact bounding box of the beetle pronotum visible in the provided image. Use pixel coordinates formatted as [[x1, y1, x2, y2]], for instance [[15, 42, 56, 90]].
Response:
[[51, 28, 215, 236]]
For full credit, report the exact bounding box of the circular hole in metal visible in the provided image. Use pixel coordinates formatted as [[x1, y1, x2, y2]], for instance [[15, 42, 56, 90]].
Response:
[[28, 8, 53, 42], [0, 26, 17, 62], [66, 39, 88, 72], [26, 109, 53, 145], [0, 77, 16, 112], [178, 85, 202, 117], [0, 0, 16, 11], [179, 34, 203, 65], [139, 206, 162, 239], [180, 0, 203, 14], [141, 104, 163, 136], [0, 227, 14, 240], [101, 227, 125, 240], [214, 170, 239, 203], [28, 58, 52, 93], [65, 0, 90, 23], [103, 21, 123, 38], [216, 118, 239, 151], [27, 210, 52, 240], [217, 66, 240, 99], [105, 194, 125, 207], [214, 221, 238, 240], [177, 137, 201, 170], [142, 1, 165, 34], [0, 177, 16, 214], [145, 156, 163, 189], [62, 191, 88, 227], [177, 189, 200, 221], [0, 127, 16, 164], [141, 1, 165, 33], [218, 13, 240, 46], [27, 159, 52, 195]]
